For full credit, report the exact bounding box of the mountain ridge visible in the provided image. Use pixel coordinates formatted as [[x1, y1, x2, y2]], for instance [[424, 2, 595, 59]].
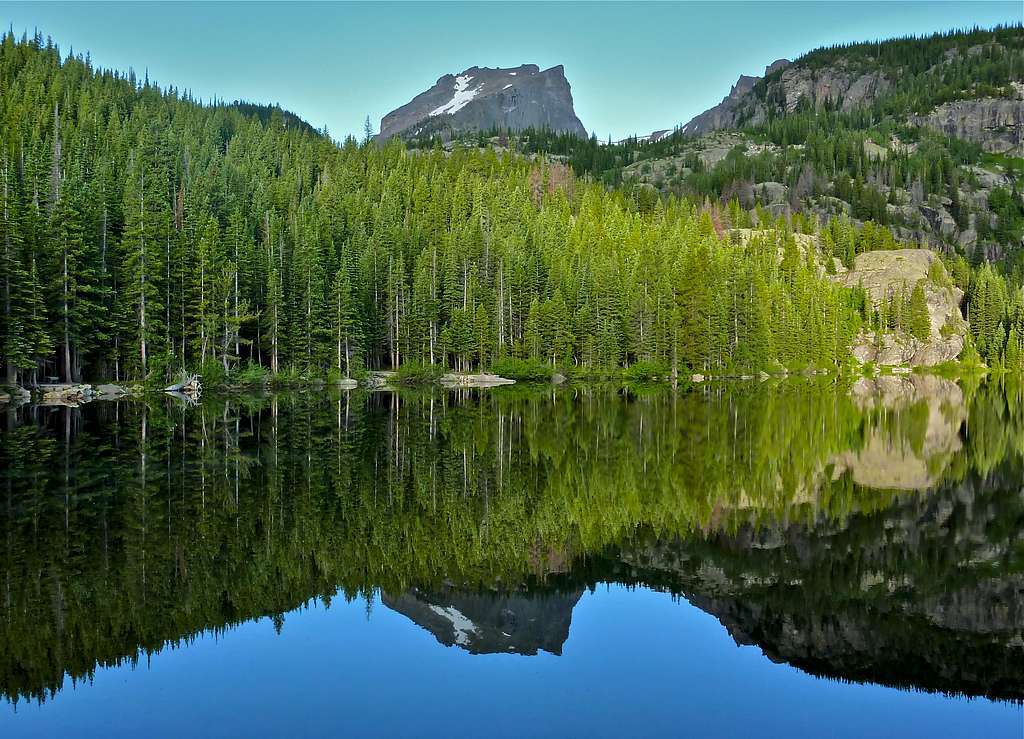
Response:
[[378, 63, 586, 141]]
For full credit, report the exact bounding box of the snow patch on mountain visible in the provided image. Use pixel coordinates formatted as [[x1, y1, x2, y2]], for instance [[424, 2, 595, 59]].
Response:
[[378, 63, 586, 140], [430, 75, 480, 117], [428, 604, 480, 645]]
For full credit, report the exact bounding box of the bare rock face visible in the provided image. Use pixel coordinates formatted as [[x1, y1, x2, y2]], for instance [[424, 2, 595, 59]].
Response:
[[680, 74, 759, 135], [834, 249, 967, 366], [850, 331, 965, 367], [681, 60, 789, 136], [378, 64, 586, 141], [681, 51, 1019, 159], [753, 66, 890, 119], [909, 93, 1024, 156], [681, 61, 894, 136]]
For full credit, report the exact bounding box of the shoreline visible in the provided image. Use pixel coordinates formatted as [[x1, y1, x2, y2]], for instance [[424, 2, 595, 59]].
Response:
[[0, 363, 991, 408]]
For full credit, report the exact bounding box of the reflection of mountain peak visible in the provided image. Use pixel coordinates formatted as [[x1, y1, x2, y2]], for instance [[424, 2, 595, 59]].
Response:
[[382, 586, 583, 655]]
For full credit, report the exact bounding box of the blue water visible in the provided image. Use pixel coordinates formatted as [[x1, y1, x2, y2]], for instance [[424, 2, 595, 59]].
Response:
[[3, 585, 1019, 738]]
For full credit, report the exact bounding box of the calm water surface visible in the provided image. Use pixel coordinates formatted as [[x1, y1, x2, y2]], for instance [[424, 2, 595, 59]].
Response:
[[0, 378, 1022, 736]]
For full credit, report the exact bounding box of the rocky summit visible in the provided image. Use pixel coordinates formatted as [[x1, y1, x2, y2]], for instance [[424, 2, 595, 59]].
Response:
[[680, 59, 791, 137], [377, 63, 587, 141], [680, 39, 1023, 156]]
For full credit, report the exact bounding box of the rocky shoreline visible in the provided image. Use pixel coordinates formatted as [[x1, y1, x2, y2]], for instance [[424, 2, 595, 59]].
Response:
[[0, 372, 523, 407], [0, 363, 984, 408]]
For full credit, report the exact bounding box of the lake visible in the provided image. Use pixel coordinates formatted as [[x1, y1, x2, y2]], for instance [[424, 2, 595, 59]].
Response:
[[1, 377, 1022, 737]]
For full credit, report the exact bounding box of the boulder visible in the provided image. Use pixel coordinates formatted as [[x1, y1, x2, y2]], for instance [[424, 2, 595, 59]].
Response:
[[834, 249, 967, 366], [850, 331, 964, 367], [95, 384, 127, 397], [966, 165, 1011, 190], [363, 372, 395, 389], [38, 384, 94, 405], [439, 373, 515, 388], [756, 181, 788, 204]]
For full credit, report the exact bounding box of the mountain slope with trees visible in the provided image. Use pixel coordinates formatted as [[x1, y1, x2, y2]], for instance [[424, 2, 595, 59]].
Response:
[[3, 27, 1024, 388], [504, 25, 1024, 259]]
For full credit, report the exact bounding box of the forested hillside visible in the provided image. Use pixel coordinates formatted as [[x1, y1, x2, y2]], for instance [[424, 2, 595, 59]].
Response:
[[501, 26, 1024, 258], [1, 29, 1023, 387]]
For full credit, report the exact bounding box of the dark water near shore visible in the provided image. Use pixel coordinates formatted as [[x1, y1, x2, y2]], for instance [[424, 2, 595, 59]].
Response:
[[1, 378, 1022, 736]]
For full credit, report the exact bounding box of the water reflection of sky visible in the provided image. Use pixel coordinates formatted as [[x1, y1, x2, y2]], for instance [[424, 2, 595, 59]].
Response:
[[3, 585, 1019, 738]]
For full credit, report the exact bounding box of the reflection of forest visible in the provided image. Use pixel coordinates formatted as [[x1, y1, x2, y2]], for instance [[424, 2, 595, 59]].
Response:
[[0, 379, 1022, 703]]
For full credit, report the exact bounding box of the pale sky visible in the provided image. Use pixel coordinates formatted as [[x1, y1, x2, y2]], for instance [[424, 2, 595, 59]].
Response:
[[2, 1, 1020, 140]]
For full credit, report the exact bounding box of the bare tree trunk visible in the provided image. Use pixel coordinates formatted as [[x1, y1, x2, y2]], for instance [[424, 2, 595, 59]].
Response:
[[222, 285, 230, 373], [200, 256, 206, 364], [139, 168, 148, 376], [50, 102, 61, 213], [62, 242, 71, 382], [234, 267, 239, 359], [3, 156, 14, 384]]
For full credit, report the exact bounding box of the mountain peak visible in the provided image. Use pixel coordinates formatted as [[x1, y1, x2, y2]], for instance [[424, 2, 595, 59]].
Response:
[[379, 63, 586, 141]]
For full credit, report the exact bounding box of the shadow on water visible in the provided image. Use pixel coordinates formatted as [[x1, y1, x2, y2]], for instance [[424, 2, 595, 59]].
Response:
[[1, 376, 1022, 704]]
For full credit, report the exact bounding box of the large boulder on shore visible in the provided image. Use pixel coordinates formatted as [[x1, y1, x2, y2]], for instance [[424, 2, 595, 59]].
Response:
[[38, 384, 95, 405], [834, 249, 967, 366], [439, 373, 515, 388], [95, 384, 127, 397]]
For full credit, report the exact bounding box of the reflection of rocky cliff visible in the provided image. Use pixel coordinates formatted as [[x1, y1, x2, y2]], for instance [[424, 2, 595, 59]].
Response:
[[608, 467, 1024, 701], [382, 586, 582, 655], [830, 375, 966, 490], [686, 568, 1024, 700]]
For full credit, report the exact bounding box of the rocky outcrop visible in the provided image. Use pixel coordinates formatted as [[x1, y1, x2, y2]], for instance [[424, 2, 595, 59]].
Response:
[[623, 125, 1017, 253], [37, 384, 95, 406], [681, 61, 894, 136], [94, 384, 127, 397], [910, 92, 1024, 156], [753, 65, 890, 119], [681, 73, 762, 136], [684, 56, 1020, 154], [834, 249, 967, 366], [439, 373, 515, 388], [378, 64, 586, 141], [621, 131, 782, 187]]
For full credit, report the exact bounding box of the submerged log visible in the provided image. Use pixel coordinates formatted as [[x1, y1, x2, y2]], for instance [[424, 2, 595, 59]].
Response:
[[164, 373, 202, 398], [165, 390, 200, 407]]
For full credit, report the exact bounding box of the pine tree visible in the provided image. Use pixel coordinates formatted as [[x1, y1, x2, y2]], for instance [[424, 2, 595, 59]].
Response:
[[907, 281, 931, 341], [331, 265, 361, 376]]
